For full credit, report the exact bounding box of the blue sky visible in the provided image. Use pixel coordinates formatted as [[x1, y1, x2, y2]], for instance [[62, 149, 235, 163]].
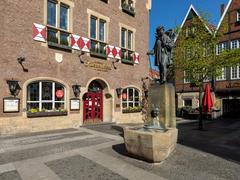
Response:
[[148, 0, 229, 69]]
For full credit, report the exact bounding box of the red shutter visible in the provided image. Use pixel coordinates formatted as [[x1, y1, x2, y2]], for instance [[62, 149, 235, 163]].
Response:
[[134, 52, 140, 64], [71, 34, 81, 50], [33, 23, 46, 42], [79, 37, 90, 53]]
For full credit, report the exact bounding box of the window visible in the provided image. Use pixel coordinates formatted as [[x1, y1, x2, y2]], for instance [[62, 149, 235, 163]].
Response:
[[231, 65, 240, 79], [47, 0, 71, 48], [231, 40, 239, 50], [185, 26, 196, 37], [216, 42, 227, 55], [237, 10, 240, 22], [121, 0, 135, 16], [216, 68, 227, 81], [121, 27, 134, 64], [90, 15, 107, 58], [122, 88, 140, 110], [183, 99, 192, 107], [27, 81, 66, 112], [184, 71, 191, 83]]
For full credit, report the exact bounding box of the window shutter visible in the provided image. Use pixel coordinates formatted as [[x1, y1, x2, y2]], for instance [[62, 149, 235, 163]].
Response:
[[134, 52, 140, 64], [71, 34, 81, 50], [107, 45, 122, 59], [79, 37, 90, 52], [33, 23, 46, 42], [106, 45, 115, 58]]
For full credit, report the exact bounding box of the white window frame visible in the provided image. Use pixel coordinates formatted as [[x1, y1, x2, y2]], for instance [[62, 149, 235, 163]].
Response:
[[120, 0, 136, 9], [27, 81, 66, 111], [231, 65, 240, 80], [230, 40, 239, 50], [216, 42, 227, 55], [122, 87, 140, 109], [90, 15, 106, 43], [184, 71, 190, 84], [237, 10, 240, 22], [121, 28, 133, 51], [216, 68, 227, 81]]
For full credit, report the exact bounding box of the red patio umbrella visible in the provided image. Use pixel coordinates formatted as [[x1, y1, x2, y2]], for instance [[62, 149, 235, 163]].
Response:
[[202, 84, 213, 113]]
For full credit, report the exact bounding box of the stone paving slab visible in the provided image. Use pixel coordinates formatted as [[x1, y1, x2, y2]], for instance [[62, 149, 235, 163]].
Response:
[[0, 128, 78, 140], [46, 155, 127, 180], [0, 170, 22, 180], [99, 143, 240, 180], [3, 131, 91, 146], [0, 137, 112, 165]]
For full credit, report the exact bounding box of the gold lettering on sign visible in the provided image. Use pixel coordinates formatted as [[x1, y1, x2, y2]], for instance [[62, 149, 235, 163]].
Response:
[[84, 60, 112, 72], [226, 82, 240, 88]]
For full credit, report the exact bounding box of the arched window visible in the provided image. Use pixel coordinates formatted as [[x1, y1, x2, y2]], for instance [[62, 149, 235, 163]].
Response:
[[27, 81, 66, 112], [122, 87, 140, 110]]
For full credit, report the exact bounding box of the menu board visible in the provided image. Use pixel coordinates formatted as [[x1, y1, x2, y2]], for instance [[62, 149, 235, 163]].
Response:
[[70, 98, 80, 111], [3, 98, 20, 113]]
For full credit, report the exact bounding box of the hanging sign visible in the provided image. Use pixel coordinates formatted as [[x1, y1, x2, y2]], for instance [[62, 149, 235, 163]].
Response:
[[56, 90, 64, 98]]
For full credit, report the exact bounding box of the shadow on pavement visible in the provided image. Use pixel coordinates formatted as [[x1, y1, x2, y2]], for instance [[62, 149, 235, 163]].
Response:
[[177, 118, 240, 164]]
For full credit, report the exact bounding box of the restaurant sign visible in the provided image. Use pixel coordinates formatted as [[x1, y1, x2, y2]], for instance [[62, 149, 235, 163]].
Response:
[[84, 60, 112, 72], [226, 82, 240, 88]]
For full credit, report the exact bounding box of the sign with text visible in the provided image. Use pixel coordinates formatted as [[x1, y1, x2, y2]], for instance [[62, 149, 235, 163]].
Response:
[[3, 98, 20, 113], [70, 98, 80, 111], [84, 60, 111, 72]]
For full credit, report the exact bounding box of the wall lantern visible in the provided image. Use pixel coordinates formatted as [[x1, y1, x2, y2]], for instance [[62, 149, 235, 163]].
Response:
[[72, 84, 81, 97], [7, 80, 20, 97], [116, 88, 122, 98]]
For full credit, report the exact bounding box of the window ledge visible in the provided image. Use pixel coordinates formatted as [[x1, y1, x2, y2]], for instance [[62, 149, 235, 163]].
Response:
[[48, 41, 72, 52], [27, 111, 68, 118], [122, 109, 141, 114], [121, 59, 134, 65], [122, 4, 135, 16], [235, 21, 240, 26], [90, 51, 107, 59]]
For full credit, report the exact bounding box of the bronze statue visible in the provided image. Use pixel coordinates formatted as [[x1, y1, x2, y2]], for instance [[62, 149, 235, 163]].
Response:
[[148, 26, 175, 84]]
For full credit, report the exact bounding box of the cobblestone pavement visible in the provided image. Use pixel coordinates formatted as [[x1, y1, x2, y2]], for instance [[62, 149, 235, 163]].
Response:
[[0, 121, 240, 180]]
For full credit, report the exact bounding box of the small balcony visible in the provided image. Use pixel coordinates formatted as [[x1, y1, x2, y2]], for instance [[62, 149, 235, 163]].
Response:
[[90, 39, 107, 59], [121, 48, 134, 65], [47, 27, 72, 51], [121, 0, 135, 17]]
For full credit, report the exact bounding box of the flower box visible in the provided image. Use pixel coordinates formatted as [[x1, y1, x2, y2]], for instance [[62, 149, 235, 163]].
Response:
[[27, 111, 68, 118]]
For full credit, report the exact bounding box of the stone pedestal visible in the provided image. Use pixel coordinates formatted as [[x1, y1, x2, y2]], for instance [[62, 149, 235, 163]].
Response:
[[124, 127, 178, 163], [147, 83, 176, 128]]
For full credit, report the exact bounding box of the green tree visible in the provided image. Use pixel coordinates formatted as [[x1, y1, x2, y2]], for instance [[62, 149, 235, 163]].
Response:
[[174, 16, 240, 129]]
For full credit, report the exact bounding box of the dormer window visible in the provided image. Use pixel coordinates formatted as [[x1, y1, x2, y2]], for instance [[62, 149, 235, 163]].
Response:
[[121, 0, 135, 16]]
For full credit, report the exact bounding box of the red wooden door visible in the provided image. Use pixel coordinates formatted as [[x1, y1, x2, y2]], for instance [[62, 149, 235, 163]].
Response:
[[83, 92, 103, 122]]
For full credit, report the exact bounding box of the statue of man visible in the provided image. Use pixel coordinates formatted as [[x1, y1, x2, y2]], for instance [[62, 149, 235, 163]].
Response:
[[148, 26, 175, 84]]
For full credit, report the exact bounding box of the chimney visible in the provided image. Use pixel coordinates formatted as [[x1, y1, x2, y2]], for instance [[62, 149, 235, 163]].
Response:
[[220, 4, 225, 16]]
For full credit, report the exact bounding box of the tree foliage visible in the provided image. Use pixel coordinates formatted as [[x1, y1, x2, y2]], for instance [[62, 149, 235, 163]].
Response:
[[174, 16, 240, 87]]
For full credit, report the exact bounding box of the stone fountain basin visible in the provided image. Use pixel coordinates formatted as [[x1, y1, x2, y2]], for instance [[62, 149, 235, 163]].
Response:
[[123, 127, 178, 163]]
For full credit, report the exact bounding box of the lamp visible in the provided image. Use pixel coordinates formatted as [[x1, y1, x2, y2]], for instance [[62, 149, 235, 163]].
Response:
[[116, 88, 122, 98], [72, 84, 81, 97], [7, 80, 20, 97], [17, 57, 28, 72]]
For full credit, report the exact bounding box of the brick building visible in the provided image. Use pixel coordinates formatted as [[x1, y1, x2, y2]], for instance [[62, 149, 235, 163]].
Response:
[[0, 0, 152, 134], [175, 0, 240, 118]]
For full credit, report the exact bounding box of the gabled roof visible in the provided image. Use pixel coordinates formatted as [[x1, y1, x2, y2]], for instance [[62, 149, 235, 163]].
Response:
[[180, 4, 212, 34], [215, 0, 233, 33], [175, 4, 213, 42]]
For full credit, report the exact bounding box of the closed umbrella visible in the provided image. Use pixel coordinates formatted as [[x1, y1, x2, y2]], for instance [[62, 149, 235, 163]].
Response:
[[202, 84, 213, 113]]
